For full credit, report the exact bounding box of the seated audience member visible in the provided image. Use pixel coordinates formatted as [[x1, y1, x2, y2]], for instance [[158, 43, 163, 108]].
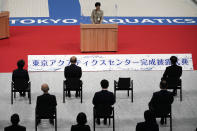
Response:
[[136, 110, 159, 131], [162, 56, 182, 95], [36, 83, 57, 125], [64, 56, 82, 97], [92, 79, 115, 125], [4, 113, 26, 131], [12, 59, 30, 97], [149, 80, 174, 125], [71, 112, 91, 131]]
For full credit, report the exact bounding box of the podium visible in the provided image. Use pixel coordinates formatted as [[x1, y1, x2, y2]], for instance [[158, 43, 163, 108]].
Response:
[[80, 24, 118, 52], [0, 11, 10, 39]]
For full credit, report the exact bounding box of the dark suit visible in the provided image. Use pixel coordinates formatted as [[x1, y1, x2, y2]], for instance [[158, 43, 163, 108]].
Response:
[[4, 125, 26, 131], [71, 124, 91, 131], [64, 64, 82, 79], [64, 64, 82, 95], [93, 90, 115, 117], [136, 122, 159, 131], [36, 94, 57, 118], [162, 65, 182, 88], [12, 68, 30, 95], [149, 90, 174, 116]]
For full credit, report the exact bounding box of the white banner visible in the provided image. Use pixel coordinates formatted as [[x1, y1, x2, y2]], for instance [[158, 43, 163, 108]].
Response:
[[28, 54, 193, 71]]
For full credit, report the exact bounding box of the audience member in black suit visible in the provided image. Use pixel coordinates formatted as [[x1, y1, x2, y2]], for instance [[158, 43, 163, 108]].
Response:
[[4, 113, 26, 131], [149, 80, 174, 125], [92, 79, 115, 125], [136, 110, 159, 131], [64, 56, 82, 97], [12, 59, 30, 97], [162, 56, 182, 95], [71, 112, 91, 131], [36, 83, 57, 125]]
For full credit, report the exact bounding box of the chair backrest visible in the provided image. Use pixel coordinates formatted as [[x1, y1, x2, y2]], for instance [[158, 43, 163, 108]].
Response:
[[13, 78, 28, 90], [94, 107, 114, 118], [167, 78, 181, 88], [154, 93, 172, 116], [36, 107, 56, 119], [65, 79, 81, 90], [36, 95, 57, 118], [118, 78, 131, 89]]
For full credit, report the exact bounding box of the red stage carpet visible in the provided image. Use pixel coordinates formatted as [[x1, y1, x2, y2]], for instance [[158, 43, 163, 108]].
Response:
[[0, 25, 197, 72]]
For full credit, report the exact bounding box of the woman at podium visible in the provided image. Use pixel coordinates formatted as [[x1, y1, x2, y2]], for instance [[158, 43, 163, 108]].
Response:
[[91, 2, 103, 24]]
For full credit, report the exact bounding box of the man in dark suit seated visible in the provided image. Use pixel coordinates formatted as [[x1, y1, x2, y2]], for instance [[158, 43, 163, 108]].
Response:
[[4, 113, 26, 131], [162, 56, 182, 96], [36, 83, 57, 125], [149, 80, 174, 125], [12, 59, 30, 97], [92, 79, 115, 125], [136, 110, 159, 131], [64, 56, 82, 97], [71, 112, 91, 131]]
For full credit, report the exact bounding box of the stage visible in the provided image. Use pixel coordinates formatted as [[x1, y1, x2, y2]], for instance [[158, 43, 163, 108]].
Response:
[[0, 25, 197, 72]]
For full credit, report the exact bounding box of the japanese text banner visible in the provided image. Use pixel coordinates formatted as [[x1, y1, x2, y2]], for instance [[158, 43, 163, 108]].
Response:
[[28, 54, 193, 71]]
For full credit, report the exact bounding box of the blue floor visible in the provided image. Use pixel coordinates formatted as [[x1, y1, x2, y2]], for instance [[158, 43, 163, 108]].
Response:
[[48, 0, 81, 18]]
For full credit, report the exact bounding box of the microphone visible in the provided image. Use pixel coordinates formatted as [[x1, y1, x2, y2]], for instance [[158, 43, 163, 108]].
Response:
[[115, 3, 118, 23]]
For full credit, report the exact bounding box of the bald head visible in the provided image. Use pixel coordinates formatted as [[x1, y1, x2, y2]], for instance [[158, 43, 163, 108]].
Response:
[[70, 56, 77, 64], [41, 83, 49, 93]]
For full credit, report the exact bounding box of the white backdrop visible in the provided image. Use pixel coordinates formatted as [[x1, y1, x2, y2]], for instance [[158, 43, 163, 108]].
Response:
[[28, 54, 193, 72]]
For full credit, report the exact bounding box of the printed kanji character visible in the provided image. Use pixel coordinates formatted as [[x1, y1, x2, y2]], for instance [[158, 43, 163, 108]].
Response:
[[181, 58, 189, 65], [165, 59, 171, 65], [157, 59, 164, 65], [41, 60, 48, 66], [141, 59, 148, 65], [149, 59, 156, 65], [33, 60, 39, 66]]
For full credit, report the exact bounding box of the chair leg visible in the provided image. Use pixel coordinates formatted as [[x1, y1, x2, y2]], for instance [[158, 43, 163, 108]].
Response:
[[80, 89, 82, 103], [113, 117, 115, 131], [114, 90, 116, 101], [93, 114, 95, 131], [180, 88, 182, 102], [35, 117, 37, 131], [63, 82, 65, 103], [11, 91, 13, 104], [131, 90, 133, 103], [63, 91, 65, 103], [127, 90, 129, 97], [170, 115, 172, 131], [55, 118, 57, 131], [29, 91, 31, 104], [28, 91, 30, 98], [164, 117, 167, 124], [14, 92, 16, 98]]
